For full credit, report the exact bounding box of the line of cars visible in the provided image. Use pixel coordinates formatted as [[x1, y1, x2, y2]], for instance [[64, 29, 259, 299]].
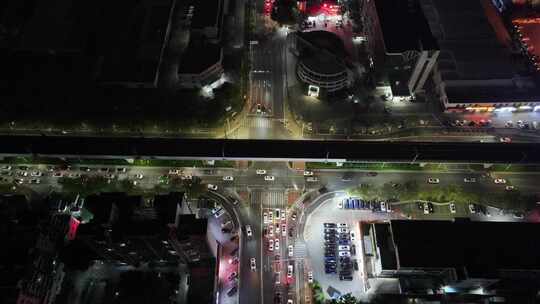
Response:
[[322, 223, 357, 281], [338, 197, 392, 213], [264, 209, 288, 252]]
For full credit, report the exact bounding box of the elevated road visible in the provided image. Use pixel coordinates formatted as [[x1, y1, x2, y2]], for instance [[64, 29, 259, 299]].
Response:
[[0, 136, 540, 164]]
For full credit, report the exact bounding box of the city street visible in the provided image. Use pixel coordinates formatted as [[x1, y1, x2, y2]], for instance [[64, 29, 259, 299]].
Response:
[[2, 161, 540, 303]]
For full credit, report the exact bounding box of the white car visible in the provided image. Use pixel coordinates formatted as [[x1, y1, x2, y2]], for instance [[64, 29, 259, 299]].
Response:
[[134, 173, 144, 179], [338, 245, 350, 251], [52, 172, 63, 178], [30, 171, 42, 177], [256, 169, 267, 175], [339, 251, 351, 257], [287, 264, 294, 278], [250, 258, 257, 271], [306, 177, 318, 182], [264, 175, 275, 181], [494, 178, 507, 184], [268, 212, 274, 222], [449, 203, 456, 214], [423, 203, 430, 214], [288, 245, 294, 257], [275, 239, 280, 251], [337, 223, 347, 228], [288, 299, 293, 304], [468, 203, 476, 214], [281, 224, 287, 237], [505, 186, 515, 191], [223, 176, 234, 181], [380, 201, 387, 212], [281, 210, 286, 221], [303, 170, 313, 176], [207, 184, 218, 191], [180, 174, 193, 180], [463, 177, 476, 183], [246, 225, 253, 237], [338, 228, 348, 234], [168, 169, 180, 175], [338, 200, 343, 209], [268, 239, 274, 251], [427, 178, 440, 184], [307, 271, 314, 283], [263, 212, 268, 223]]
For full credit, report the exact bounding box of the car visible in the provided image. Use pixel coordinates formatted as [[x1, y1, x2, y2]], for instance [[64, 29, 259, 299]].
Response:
[[227, 286, 238, 297], [287, 264, 294, 278], [468, 203, 476, 214], [223, 176, 234, 181], [30, 171, 42, 177], [428, 178, 440, 184], [269, 226, 274, 237], [338, 199, 344, 209], [250, 258, 257, 271], [287, 299, 293, 304], [181, 174, 193, 180], [168, 169, 180, 175], [303, 170, 313, 176], [116, 167, 126, 173], [463, 177, 476, 183], [505, 185, 515, 191], [207, 184, 218, 191], [494, 178, 507, 184], [275, 272, 281, 285], [70, 173, 82, 178], [246, 225, 253, 237], [306, 176, 318, 182], [268, 212, 274, 222], [288, 228, 293, 237], [275, 239, 280, 250], [338, 245, 350, 251], [228, 272, 238, 281], [18, 171, 28, 177], [1, 165, 12, 170], [427, 202, 434, 213], [29, 179, 41, 184], [274, 292, 282, 304], [256, 169, 267, 175], [307, 271, 313, 283], [214, 208, 226, 218], [380, 201, 387, 212], [268, 239, 274, 251], [291, 212, 297, 221], [79, 166, 91, 172], [324, 228, 336, 234], [338, 239, 350, 245], [15, 178, 24, 184], [52, 172, 63, 177], [338, 228, 348, 234], [340, 275, 353, 281], [281, 210, 286, 221], [263, 212, 268, 223], [367, 172, 377, 177], [350, 232, 355, 241], [337, 223, 347, 228], [339, 251, 351, 257], [288, 245, 294, 257], [256, 103, 262, 114], [18, 166, 28, 171], [449, 203, 456, 214], [281, 224, 286, 237], [423, 203, 430, 214], [324, 223, 337, 228], [134, 173, 144, 179], [265, 175, 275, 181]]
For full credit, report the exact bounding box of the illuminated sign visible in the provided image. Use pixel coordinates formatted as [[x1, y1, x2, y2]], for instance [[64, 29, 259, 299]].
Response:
[[308, 85, 320, 97]]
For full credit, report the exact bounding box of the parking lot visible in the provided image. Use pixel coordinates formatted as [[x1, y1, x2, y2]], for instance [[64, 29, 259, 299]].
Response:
[[302, 195, 402, 300]]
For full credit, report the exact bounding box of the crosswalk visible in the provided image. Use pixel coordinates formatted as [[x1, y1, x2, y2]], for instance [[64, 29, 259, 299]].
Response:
[[244, 117, 273, 128], [293, 241, 308, 259], [251, 190, 285, 208]]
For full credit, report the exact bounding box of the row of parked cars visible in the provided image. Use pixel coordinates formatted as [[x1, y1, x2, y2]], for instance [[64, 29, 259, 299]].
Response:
[[339, 197, 392, 213], [322, 223, 357, 281]]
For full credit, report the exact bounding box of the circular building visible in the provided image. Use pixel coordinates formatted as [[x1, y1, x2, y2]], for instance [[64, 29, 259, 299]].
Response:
[[295, 30, 351, 92]]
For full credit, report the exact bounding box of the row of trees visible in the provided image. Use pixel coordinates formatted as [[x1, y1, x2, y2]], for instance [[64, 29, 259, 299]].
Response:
[[350, 181, 536, 211]]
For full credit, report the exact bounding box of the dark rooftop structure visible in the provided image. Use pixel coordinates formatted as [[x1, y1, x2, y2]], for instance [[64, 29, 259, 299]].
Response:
[[154, 192, 183, 225], [389, 220, 540, 278], [373, 0, 438, 52], [296, 30, 348, 75], [189, 0, 223, 29], [178, 40, 222, 74]]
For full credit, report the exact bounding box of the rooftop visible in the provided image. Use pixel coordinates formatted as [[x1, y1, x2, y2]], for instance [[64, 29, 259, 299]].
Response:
[[189, 0, 223, 29], [373, 0, 438, 53], [178, 40, 222, 74], [297, 31, 348, 75], [389, 220, 540, 278]]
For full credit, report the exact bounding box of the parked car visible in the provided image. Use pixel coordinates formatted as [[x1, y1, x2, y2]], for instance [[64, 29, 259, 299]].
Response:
[[207, 184, 218, 191], [449, 203, 456, 214]]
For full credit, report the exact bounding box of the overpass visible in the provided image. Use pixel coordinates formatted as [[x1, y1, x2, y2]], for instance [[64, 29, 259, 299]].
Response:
[[1, 136, 539, 164]]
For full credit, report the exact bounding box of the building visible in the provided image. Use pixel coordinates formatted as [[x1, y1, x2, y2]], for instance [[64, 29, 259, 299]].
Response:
[[364, 219, 540, 300], [187, 0, 226, 42], [178, 40, 224, 89], [293, 31, 353, 92], [361, 0, 439, 96], [420, 0, 540, 112]]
